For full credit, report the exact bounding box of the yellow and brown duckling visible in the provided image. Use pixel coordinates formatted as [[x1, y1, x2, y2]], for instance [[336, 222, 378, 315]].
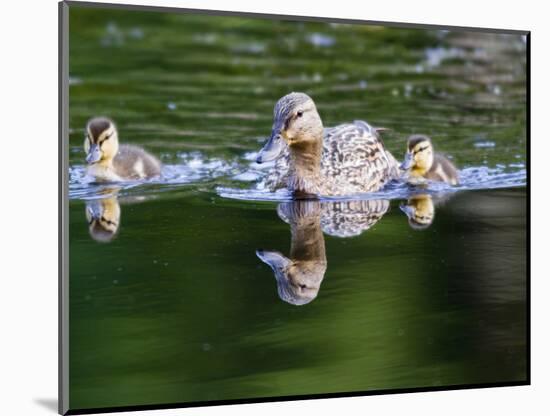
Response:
[[84, 117, 162, 182], [257, 92, 400, 197], [400, 134, 459, 185]]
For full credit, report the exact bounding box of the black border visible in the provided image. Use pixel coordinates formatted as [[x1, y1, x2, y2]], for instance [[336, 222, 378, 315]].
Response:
[[59, 1, 69, 414], [66, 381, 528, 415], [59, 1, 531, 415]]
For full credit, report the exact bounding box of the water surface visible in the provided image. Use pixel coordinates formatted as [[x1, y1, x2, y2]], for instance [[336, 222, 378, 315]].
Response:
[[68, 6, 527, 411]]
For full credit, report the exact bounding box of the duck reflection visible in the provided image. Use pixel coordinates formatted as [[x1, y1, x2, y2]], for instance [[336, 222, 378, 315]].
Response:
[[257, 201, 326, 306], [257, 199, 389, 305], [85, 188, 121, 243]]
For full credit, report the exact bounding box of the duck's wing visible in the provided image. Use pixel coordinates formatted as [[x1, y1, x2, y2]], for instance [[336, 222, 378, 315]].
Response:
[[321, 120, 400, 193], [277, 200, 323, 225], [320, 199, 390, 238]]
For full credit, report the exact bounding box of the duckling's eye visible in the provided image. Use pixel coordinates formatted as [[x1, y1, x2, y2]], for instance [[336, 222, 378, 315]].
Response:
[[296, 111, 304, 118], [415, 145, 429, 154], [101, 216, 117, 226], [99, 132, 113, 147]]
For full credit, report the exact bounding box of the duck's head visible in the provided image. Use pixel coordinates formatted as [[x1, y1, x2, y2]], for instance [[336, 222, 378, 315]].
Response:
[[84, 117, 119, 165], [85, 196, 121, 242], [399, 194, 434, 230], [256, 92, 323, 164], [256, 249, 326, 305], [400, 134, 434, 174]]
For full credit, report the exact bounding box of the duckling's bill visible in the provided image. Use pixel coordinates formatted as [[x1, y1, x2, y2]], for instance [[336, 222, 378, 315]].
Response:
[[400, 151, 414, 170], [86, 143, 102, 164], [399, 203, 415, 219]]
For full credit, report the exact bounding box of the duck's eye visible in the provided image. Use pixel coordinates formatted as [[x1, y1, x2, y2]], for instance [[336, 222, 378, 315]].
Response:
[[296, 111, 303, 118]]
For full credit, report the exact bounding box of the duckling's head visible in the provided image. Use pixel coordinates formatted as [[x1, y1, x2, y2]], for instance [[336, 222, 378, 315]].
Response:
[[85, 196, 121, 242], [256, 92, 323, 163], [401, 134, 434, 174], [399, 194, 434, 230], [84, 117, 119, 165], [256, 249, 326, 306]]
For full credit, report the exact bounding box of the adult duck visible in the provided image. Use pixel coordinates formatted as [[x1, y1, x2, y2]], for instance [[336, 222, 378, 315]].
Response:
[[256, 92, 400, 197]]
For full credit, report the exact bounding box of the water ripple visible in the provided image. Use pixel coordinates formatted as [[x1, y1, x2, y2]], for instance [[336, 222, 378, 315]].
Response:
[[69, 152, 243, 200], [218, 165, 527, 203], [69, 151, 526, 202]]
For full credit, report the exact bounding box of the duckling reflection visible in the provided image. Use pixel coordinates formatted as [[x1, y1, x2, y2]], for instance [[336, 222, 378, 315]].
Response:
[[400, 194, 435, 230], [257, 199, 389, 305], [85, 189, 121, 243]]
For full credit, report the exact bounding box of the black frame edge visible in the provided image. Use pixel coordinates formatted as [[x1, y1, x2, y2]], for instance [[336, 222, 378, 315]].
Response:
[[525, 31, 531, 386], [66, 381, 529, 415], [59, 1, 70, 415]]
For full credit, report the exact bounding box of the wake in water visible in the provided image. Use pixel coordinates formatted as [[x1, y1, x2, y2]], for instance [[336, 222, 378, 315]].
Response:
[[217, 160, 527, 202], [70, 151, 256, 200], [69, 149, 526, 202]]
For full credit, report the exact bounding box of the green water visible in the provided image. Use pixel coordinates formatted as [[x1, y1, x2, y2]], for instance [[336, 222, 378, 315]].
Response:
[[67, 4, 527, 412]]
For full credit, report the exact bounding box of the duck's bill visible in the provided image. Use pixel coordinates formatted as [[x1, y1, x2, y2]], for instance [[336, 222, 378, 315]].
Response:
[[256, 133, 285, 164], [256, 249, 290, 273], [86, 144, 102, 164], [400, 152, 414, 170]]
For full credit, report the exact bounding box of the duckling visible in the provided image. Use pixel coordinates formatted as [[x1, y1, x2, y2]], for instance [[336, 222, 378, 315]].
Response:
[[256, 92, 400, 197], [399, 194, 435, 230], [400, 134, 459, 185], [85, 194, 121, 242], [84, 117, 162, 182]]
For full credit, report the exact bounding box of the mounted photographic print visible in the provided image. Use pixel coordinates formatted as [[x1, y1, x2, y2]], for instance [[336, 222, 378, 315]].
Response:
[[59, 1, 529, 414]]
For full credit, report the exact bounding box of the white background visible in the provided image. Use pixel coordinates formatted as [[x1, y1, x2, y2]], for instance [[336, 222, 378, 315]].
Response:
[[2, 0, 546, 415]]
